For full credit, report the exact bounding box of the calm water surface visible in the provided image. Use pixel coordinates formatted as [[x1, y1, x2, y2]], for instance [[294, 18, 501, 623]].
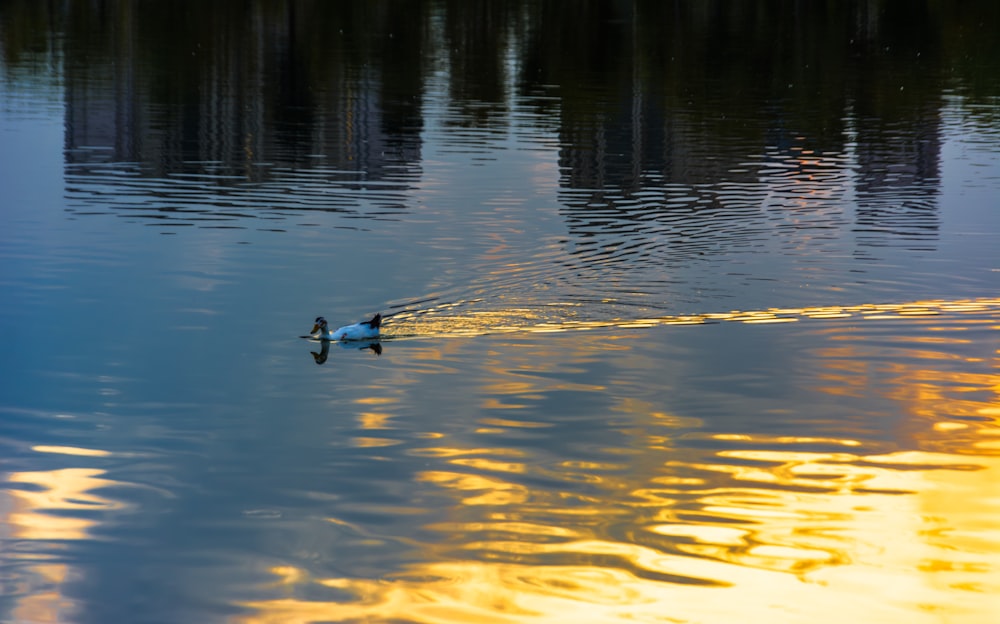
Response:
[[2, 2, 1000, 622]]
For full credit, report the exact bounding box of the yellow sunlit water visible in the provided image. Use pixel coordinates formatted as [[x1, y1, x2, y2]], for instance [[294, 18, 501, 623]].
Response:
[[229, 298, 1000, 623], [7, 467, 124, 540], [0, 461, 122, 623], [385, 297, 1000, 340], [238, 441, 1000, 622], [3, 298, 997, 622], [31, 445, 112, 457]]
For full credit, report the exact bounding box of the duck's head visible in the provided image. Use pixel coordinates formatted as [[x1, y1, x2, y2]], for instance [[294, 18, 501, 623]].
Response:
[[311, 316, 328, 333]]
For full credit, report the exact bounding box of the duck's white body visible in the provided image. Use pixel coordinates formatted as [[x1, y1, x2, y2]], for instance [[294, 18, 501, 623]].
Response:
[[312, 314, 381, 341]]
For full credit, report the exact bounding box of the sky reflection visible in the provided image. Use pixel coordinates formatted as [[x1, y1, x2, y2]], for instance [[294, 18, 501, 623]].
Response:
[[238, 460, 1000, 623], [2, 2, 1000, 622], [225, 301, 1000, 623]]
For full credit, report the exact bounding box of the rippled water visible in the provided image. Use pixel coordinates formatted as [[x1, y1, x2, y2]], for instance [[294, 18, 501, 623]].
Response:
[[2, 2, 1000, 623]]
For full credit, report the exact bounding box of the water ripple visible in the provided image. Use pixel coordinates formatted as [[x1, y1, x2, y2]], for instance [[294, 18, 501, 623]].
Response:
[[380, 297, 1000, 340], [64, 161, 419, 229]]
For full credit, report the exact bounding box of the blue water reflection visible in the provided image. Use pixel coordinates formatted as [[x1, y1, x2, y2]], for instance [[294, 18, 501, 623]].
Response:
[[2, 2, 1000, 622]]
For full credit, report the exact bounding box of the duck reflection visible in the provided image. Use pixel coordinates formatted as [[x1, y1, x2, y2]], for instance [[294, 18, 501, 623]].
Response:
[[310, 339, 382, 364]]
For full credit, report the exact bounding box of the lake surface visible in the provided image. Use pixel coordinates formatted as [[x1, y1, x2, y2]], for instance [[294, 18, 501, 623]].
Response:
[[2, 2, 1000, 622]]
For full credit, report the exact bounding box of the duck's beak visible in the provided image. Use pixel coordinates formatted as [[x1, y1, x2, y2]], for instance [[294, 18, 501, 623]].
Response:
[[311, 324, 320, 333]]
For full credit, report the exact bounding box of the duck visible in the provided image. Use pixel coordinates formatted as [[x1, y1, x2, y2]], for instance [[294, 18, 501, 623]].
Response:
[[311, 313, 381, 341]]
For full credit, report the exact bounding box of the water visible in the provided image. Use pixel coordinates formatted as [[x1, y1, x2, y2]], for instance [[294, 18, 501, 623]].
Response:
[[2, 2, 1000, 622]]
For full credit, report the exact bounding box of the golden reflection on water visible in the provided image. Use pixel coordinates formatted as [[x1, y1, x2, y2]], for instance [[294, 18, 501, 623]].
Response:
[[8, 467, 123, 540], [1, 445, 123, 623], [241, 447, 1000, 623], [385, 297, 1000, 338], [256, 298, 1000, 622], [241, 459, 1000, 623]]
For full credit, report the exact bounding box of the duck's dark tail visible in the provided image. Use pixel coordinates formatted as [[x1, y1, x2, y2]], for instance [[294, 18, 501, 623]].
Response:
[[365, 313, 382, 329]]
